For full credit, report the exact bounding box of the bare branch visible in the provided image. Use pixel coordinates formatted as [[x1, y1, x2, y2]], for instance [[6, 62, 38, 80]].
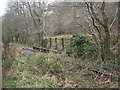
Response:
[[87, 2, 106, 28], [100, 2, 108, 27], [109, 9, 118, 30], [85, 2, 101, 36], [76, 21, 93, 35], [27, 2, 38, 29]]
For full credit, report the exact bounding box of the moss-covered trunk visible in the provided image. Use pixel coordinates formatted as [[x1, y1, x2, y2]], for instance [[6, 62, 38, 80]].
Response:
[[104, 27, 111, 61]]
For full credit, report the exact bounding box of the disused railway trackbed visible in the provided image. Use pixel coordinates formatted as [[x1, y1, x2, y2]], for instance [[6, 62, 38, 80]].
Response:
[[19, 47, 118, 82]]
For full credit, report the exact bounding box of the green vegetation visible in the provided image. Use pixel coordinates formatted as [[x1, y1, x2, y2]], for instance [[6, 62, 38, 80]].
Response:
[[2, 1, 119, 88], [3, 54, 63, 88], [66, 34, 97, 59], [3, 33, 119, 88], [3, 45, 118, 88], [40, 38, 48, 47]]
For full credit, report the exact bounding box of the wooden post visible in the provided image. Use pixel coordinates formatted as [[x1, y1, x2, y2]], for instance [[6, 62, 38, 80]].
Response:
[[70, 38, 73, 43], [62, 38, 64, 50], [55, 38, 57, 49], [50, 38, 51, 48], [38, 33, 41, 47], [46, 38, 48, 48]]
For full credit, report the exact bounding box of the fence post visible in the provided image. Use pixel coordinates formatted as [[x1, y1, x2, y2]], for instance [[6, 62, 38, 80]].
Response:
[[46, 38, 48, 48], [50, 38, 51, 48], [62, 38, 64, 50], [55, 38, 57, 49], [70, 38, 73, 43]]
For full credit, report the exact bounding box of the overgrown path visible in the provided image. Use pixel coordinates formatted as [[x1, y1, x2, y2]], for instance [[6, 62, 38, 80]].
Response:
[[3, 43, 118, 88]]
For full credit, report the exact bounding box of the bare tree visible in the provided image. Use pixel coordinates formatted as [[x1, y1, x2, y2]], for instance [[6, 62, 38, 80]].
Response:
[[85, 2, 118, 61]]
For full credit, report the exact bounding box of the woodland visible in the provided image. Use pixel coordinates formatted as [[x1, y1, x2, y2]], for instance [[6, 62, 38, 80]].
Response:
[[1, 1, 120, 88]]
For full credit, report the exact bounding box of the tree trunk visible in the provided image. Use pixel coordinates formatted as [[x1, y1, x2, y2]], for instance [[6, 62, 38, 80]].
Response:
[[118, 1, 120, 65], [100, 40, 105, 61], [3, 41, 9, 55], [100, 27, 111, 61], [104, 27, 111, 61]]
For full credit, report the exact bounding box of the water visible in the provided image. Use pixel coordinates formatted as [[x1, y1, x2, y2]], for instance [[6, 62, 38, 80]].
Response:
[[21, 50, 35, 56]]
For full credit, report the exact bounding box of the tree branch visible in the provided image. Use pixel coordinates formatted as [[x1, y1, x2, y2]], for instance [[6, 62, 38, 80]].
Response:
[[27, 2, 38, 29], [85, 2, 101, 36], [109, 9, 118, 30], [100, 2, 108, 28], [88, 2, 106, 28]]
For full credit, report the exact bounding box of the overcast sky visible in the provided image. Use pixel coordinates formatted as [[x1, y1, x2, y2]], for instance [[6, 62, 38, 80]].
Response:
[[0, 0, 8, 16], [0, 0, 58, 17], [0, 0, 118, 17]]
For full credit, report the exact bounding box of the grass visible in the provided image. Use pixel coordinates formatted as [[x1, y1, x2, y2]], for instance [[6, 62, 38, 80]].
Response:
[[3, 34, 119, 88], [3, 53, 118, 88], [4, 55, 60, 88]]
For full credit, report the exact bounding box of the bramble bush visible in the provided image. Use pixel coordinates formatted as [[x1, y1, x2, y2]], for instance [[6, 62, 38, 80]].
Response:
[[66, 34, 97, 59]]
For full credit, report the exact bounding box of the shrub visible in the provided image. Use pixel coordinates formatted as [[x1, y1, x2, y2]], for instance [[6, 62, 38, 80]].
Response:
[[66, 34, 97, 58], [2, 53, 9, 61], [40, 38, 47, 47]]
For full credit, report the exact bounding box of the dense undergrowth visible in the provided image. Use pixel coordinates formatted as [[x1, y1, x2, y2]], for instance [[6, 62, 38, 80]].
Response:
[[3, 51, 118, 88], [66, 34, 98, 59], [2, 34, 119, 88]]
